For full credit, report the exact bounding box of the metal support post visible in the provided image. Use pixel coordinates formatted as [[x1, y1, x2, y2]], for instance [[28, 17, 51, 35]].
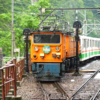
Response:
[[72, 21, 82, 76], [26, 34, 29, 73], [23, 29, 31, 73], [75, 28, 79, 74]]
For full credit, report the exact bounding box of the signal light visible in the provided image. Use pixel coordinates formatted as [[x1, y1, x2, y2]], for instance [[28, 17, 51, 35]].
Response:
[[23, 28, 31, 35], [78, 29, 82, 34], [73, 28, 76, 34], [73, 28, 82, 34]]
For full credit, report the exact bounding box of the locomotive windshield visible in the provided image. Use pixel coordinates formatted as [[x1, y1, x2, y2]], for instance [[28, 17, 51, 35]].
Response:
[[33, 34, 60, 44]]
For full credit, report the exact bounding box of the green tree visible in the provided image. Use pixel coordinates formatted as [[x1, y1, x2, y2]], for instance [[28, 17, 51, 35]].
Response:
[[0, 0, 11, 13], [0, 0, 51, 56]]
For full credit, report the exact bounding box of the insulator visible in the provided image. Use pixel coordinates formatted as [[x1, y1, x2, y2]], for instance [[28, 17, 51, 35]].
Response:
[[61, 10, 64, 16]]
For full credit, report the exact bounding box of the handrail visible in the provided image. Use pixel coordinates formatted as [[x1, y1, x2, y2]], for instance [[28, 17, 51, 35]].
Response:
[[0, 57, 29, 100], [0, 64, 16, 100]]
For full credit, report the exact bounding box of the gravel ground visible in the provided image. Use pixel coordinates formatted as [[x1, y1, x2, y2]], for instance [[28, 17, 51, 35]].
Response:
[[80, 60, 100, 71], [17, 75, 43, 100], [17, 60, 100, 100], [60, 60, 100, 98]]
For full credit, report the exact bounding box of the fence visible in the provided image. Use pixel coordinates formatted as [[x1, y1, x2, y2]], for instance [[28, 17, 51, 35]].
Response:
[[0, 57, 31, 100], [0, 59, 16, 100], [16, 59, 25, 81], [16, 57, 31, 81]]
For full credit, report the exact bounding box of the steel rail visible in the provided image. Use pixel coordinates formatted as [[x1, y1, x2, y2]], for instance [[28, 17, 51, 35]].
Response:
[[69, 68, 100, 100], [54, 82, 70, 99], [89, 88, 100, 100], [39, 82, 49, 100]]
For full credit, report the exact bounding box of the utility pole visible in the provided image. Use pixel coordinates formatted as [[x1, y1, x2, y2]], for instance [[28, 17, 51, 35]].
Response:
[[11, 0, 14, 59], [11, 0, 16, 59], [31, 0, 34, 5]]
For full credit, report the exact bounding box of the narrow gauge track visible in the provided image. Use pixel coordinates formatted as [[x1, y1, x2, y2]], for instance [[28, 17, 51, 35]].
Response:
[[39, 82, 69, 100], [69, 68, 100, 100]]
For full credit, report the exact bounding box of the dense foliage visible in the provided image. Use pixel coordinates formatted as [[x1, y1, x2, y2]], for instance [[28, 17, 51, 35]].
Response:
[[0, 0, 100, 57]]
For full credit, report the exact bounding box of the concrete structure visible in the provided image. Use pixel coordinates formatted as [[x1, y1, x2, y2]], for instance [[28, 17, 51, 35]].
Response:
[[0, 48, 3, 77]]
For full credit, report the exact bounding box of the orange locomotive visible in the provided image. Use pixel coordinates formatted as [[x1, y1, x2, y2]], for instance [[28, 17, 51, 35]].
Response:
[[31, 31, 80, 81]]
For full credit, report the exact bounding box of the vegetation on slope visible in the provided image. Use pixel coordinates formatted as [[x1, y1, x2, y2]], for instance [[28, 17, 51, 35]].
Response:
[[0, 0, 100, 56]]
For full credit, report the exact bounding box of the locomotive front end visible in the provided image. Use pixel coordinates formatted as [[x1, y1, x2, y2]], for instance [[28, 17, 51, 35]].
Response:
[[31, 32, 66, 81]]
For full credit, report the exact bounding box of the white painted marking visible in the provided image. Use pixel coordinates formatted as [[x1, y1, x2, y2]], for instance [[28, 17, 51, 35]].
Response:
[[71, 79, 75, 82], [94, 73, 100, 79], [81, 64, 90, 70], [80, 60, 98, 70], [83, 73, 93, 78]]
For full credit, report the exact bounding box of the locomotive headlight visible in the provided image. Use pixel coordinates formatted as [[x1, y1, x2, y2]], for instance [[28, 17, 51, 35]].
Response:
[[55, 47, 60, 51], [56, 53, 61, 59], [40, 53, 44, 59], [34, 46, 38, 51]]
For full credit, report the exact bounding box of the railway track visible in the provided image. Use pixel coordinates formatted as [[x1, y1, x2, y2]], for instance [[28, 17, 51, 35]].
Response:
[[69, 68, 100, 100], [39, 82, 69, 100]]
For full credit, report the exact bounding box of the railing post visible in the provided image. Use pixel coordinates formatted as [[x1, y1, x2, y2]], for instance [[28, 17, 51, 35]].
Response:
[[5, 68, 7, 96], [13, 58, 16, 64], [7, 68, 9, 94], [1, 70, 5, 100], [13, 65, 16, 96]]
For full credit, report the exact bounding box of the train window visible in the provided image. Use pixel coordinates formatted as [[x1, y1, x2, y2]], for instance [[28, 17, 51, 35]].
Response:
[[90, 40, 92, 47], [33, 34, 60, 44], [99, 41, 100, 48], [95, 41, 98, 47], [96, 41, 98, 47], [84, 39, 86, 48], [97, 41, 99, 47], [87, 40, 89, 47], [95, 41, 96, 47], [96, 41, 97, 47], [92, 40, 94, 47]]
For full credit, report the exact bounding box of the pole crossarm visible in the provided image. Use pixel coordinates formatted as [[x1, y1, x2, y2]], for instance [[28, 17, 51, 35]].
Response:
[[42, 8, 100, 11]]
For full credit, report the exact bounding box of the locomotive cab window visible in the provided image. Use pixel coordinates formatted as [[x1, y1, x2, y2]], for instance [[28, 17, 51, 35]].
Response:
[[33, 34, 60, 44]]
